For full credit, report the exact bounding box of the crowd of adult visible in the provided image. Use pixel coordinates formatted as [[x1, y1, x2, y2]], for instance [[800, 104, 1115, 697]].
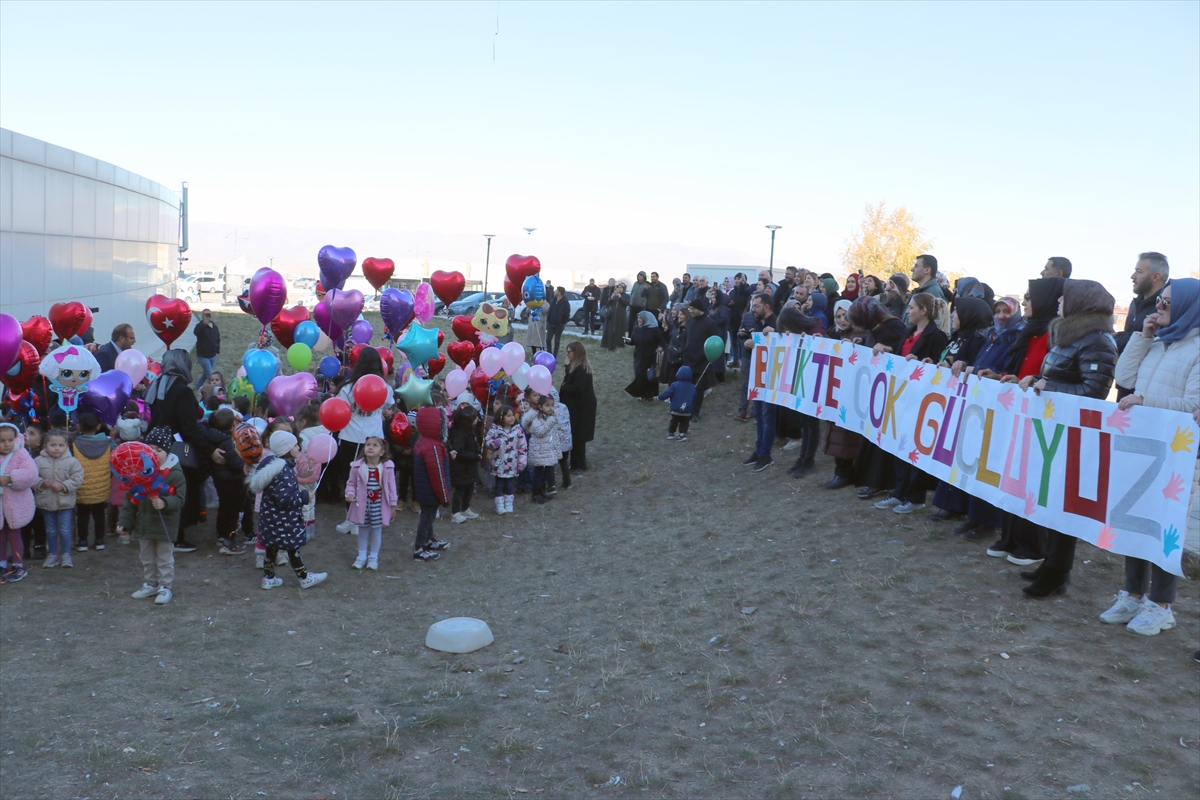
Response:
[[613, 253, 1198, 641]]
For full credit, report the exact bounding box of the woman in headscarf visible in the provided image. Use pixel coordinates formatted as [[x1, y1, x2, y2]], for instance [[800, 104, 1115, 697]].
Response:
[[982, 278, 1066, 566], [830, 299, 854, 340], [821, 277, 841, 307], [971, 297, 1023, 376], [624, 311, 666, 401], [1018, 278, 1117, 599], [841, 274, 861, 303], [848, 298, 910, 499], [1100, 278, 1199, 635], [147, 349, 214, 553], [601, 283, 630, 351], [818, 299, 862, 490], [805, 291, 831, 331]]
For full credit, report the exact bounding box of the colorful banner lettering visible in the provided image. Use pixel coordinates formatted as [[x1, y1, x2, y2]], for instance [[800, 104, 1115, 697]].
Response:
[[751, 333, 1198, 576]]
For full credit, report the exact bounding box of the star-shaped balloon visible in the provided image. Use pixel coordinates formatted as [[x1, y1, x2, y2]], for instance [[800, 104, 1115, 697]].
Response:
[[396, 374, 433, 408], [396, 323, 439, 366]]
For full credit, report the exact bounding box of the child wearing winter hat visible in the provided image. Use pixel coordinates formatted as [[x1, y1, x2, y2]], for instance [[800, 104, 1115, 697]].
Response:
[[249, 430, 327, 590], [121, 426, 186, 604], [0, 423, 40, 583], [658, 364, 697, 441], [411, 407, 451, 561]]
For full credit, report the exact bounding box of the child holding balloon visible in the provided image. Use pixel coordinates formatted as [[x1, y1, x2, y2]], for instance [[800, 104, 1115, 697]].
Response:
[[344, 436, 397, 569], [332, 350, 392, 532]]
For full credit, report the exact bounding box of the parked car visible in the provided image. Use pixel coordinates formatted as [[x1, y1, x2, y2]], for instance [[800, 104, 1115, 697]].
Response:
[[516, 291, 587, 326], [181, 275, 222, 295], [448, 291, 507, 317]]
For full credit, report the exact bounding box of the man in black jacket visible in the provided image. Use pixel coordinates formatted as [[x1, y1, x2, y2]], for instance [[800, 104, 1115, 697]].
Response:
[[581, 279, 602, 335], [726, 273, 751, 370], [192, 310, 221, 391], [681, 299, 719, 421], [545, 287, 571, 358], [740, 293, 777, 472], [95, 323, 137, 373], [645, 272, 669, 315], [1115, 252, 1169, 399]]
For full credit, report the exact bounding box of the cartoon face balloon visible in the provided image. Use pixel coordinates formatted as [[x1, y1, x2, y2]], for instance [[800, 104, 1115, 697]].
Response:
[[471, 302, 510, 341], [521, 275, 546, 310], [110, 441, 173, 504], [38, 343, 102, 413]]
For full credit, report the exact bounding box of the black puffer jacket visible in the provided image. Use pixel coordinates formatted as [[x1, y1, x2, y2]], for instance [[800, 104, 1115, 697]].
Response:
[[1040, 313, 1117, 399]]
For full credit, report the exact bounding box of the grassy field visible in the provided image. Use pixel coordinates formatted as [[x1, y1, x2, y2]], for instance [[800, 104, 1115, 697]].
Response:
[[0, 308, 1197, 799]]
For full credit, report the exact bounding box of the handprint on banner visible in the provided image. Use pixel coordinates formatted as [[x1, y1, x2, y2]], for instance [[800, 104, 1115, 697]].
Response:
[[885, 358, 894, 373], [946, 375, 959, 392], [909, 365, 925, 382], [1096, 525, 1116, 550], [907, 449, 919, 465], [838, 407, 847, 423], [1163, 526, 1180, 557], [848, 350, 858, 365], [1162, 472, 1184, 502], [870, 352, 881, 367], [1024, 493, 1037, 516], [931, 370, 943, 386], [1170, 427, 1195, 453], [997, 388, 1014, 410], [1042, 399, 1056, 419], [1106, 408, 1131, 433]]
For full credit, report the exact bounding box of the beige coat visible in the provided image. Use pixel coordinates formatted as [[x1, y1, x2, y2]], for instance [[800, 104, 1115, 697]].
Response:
[[1114, 327, 1200, 413], [34, 453, 85, 511]]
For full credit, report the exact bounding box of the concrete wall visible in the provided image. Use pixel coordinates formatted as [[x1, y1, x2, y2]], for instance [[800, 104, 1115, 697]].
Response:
[[0, 128, 190, 357]]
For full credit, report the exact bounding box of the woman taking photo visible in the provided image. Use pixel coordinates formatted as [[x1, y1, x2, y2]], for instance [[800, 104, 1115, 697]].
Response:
[[1099, 278, 1198, 633], [559, 341, 597, 472], [1018, 278, 1117, 598], [601, 283, 630, 351]]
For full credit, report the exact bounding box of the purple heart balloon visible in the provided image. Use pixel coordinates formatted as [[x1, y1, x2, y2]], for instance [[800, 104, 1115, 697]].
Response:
[[249, 267, 288, 329], [78, 369, 133, 427], [0, 313, 21, 375], [312, 299, 344, 340], [533, 350, 557, 373], [327, 288, 365, 332], [350, 318, 373, 345], [317, 245, 357, 291], [266, 372, 318, 419], [380, 287, 415, 340]]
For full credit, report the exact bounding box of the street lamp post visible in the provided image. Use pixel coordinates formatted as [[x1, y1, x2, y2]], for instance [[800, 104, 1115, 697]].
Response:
[[765, 225, 782, 279], [483, 234, 495, 293]]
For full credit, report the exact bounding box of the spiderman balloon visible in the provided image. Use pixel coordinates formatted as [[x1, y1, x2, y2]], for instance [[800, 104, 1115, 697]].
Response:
[[111, 441, 174, 505]]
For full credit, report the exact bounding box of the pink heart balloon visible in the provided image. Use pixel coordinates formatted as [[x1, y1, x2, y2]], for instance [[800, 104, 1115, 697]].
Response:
[[266, 372, 318, 419], [327, 288, 365, 332]]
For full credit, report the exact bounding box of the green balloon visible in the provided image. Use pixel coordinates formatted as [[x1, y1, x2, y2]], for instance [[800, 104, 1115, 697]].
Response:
[[703, 335, 725, 363], [287, 343, 313, 371], [397, 374, 433, 408]]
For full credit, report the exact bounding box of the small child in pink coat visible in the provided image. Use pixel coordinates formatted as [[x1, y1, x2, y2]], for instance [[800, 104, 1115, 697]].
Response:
[[0, 423, 40, 583], [344, 436, 397, 571]]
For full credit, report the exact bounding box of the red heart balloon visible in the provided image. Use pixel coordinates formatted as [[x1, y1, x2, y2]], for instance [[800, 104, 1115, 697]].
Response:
[[1, 341, 41, 394], [505, 254, 541, 284], [429, 270, 466, 307], [437, 330, 445, 347], [48, 302, 92, 341], [451, 315, 481, 346], [21, 316, 53, 356], [348, 343, 366, 367], [388, 412, 412, 447], [270, 305, 311, 349], [425, 354, 446, 378], [503, 275, 522, 307], [470, 368, 490, 405], [144, 295, 192, 347], [375, 346, 394, 377], [446, 340, 476, 369], [362, 257, 395, 291]]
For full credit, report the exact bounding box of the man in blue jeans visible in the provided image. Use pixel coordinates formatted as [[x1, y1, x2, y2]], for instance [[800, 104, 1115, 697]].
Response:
[[739, 293, 776, 473], [192, 310, 221, 391]]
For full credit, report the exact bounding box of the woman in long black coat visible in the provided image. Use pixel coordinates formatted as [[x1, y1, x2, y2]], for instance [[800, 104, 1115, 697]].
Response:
[[601, 284, 630, 351], [560, 341, 597, 471], [624, 311, 665, 401]]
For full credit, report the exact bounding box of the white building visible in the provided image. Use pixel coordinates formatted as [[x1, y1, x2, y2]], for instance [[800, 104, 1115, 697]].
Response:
[[0, 128, 188, 357]]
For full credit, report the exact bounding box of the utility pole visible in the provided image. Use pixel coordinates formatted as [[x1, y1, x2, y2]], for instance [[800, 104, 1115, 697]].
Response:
[[483, 235, 495, 292], [765, 225, 782, 279]]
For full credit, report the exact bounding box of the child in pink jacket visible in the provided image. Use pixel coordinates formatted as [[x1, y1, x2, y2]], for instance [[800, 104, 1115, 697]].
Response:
[[0, 423, 40, 583], [344, 436, 397, 570]]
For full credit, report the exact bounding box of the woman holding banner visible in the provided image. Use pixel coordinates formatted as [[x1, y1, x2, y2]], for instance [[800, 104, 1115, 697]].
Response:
[[1098, 278, 1198, 634], [1018, 279, 1117, 599], [848, 297, 909, 500]]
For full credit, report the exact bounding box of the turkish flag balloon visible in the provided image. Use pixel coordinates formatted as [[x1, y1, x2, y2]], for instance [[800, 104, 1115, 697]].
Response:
[[143, 296, 191, 347]]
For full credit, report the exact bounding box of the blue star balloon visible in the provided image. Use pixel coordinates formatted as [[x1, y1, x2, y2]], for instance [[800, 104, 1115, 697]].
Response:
[[396, 323, 439, 366]]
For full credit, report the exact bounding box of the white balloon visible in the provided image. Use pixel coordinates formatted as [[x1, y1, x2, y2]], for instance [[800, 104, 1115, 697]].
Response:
[[512, 362, 530, 391]]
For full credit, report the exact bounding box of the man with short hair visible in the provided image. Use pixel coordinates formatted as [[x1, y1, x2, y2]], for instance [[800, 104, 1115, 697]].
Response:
[[740, 293, 777, 472], [791, 283, 810, 308], [671, 273, 692, 305], [884, 274, 910, 319], [545, 286, 570, 358], [628, 272, 650, 337], [645, 271, 669, 314], [581, 278, 602, 335], [192, 310, 221, 391], [96, 323, 137, 373], [774, 266, 797, 314], [758, 269, 777, 298], [681, 299, 719, 421], [727, 273, 751, 370], [1041, 257, 1073, 279], [1115, 252, 1170, 398], [906, 254, 945, 324]]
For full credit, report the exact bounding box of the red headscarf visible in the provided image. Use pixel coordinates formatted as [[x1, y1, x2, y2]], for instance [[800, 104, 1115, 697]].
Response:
[[841, 274, 860, 302]]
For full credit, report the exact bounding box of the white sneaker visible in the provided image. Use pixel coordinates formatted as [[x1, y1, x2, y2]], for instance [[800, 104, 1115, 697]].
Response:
[[1126, 602, 1175, 636], [255, 552, 265, 569], [874, 497, 902, 510], [504, 496, 514, 514], [154, 587, 173, 605], [1006, 554, 1041, 566], [261, 576, 283, 590], [985, 545, 1009, 558], [366, 557, 378, 571], [335, 520, 354, 534], [462, 509, 479, 520], [894, 502, 925, 515], [451, 512, 466, 524], [42, 555, 60, 569], [495, 497, 507, 515], [276, 552, 289, 565], [300, 572, 327, 589], [351, 557, 366, 570], [60, 553, 74, 568], [131, 583, 159, 599], [1099, 591, 1144, 624]]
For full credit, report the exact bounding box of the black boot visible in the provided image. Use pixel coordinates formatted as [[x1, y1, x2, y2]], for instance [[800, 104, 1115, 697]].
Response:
[[1023, 568, 1070, 598], [1019, 564, 1043, 582], [824, 475, 851, 490]]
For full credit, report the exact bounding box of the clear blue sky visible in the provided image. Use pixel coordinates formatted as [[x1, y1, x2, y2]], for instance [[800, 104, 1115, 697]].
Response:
[[2, 1, 1197, 293]]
